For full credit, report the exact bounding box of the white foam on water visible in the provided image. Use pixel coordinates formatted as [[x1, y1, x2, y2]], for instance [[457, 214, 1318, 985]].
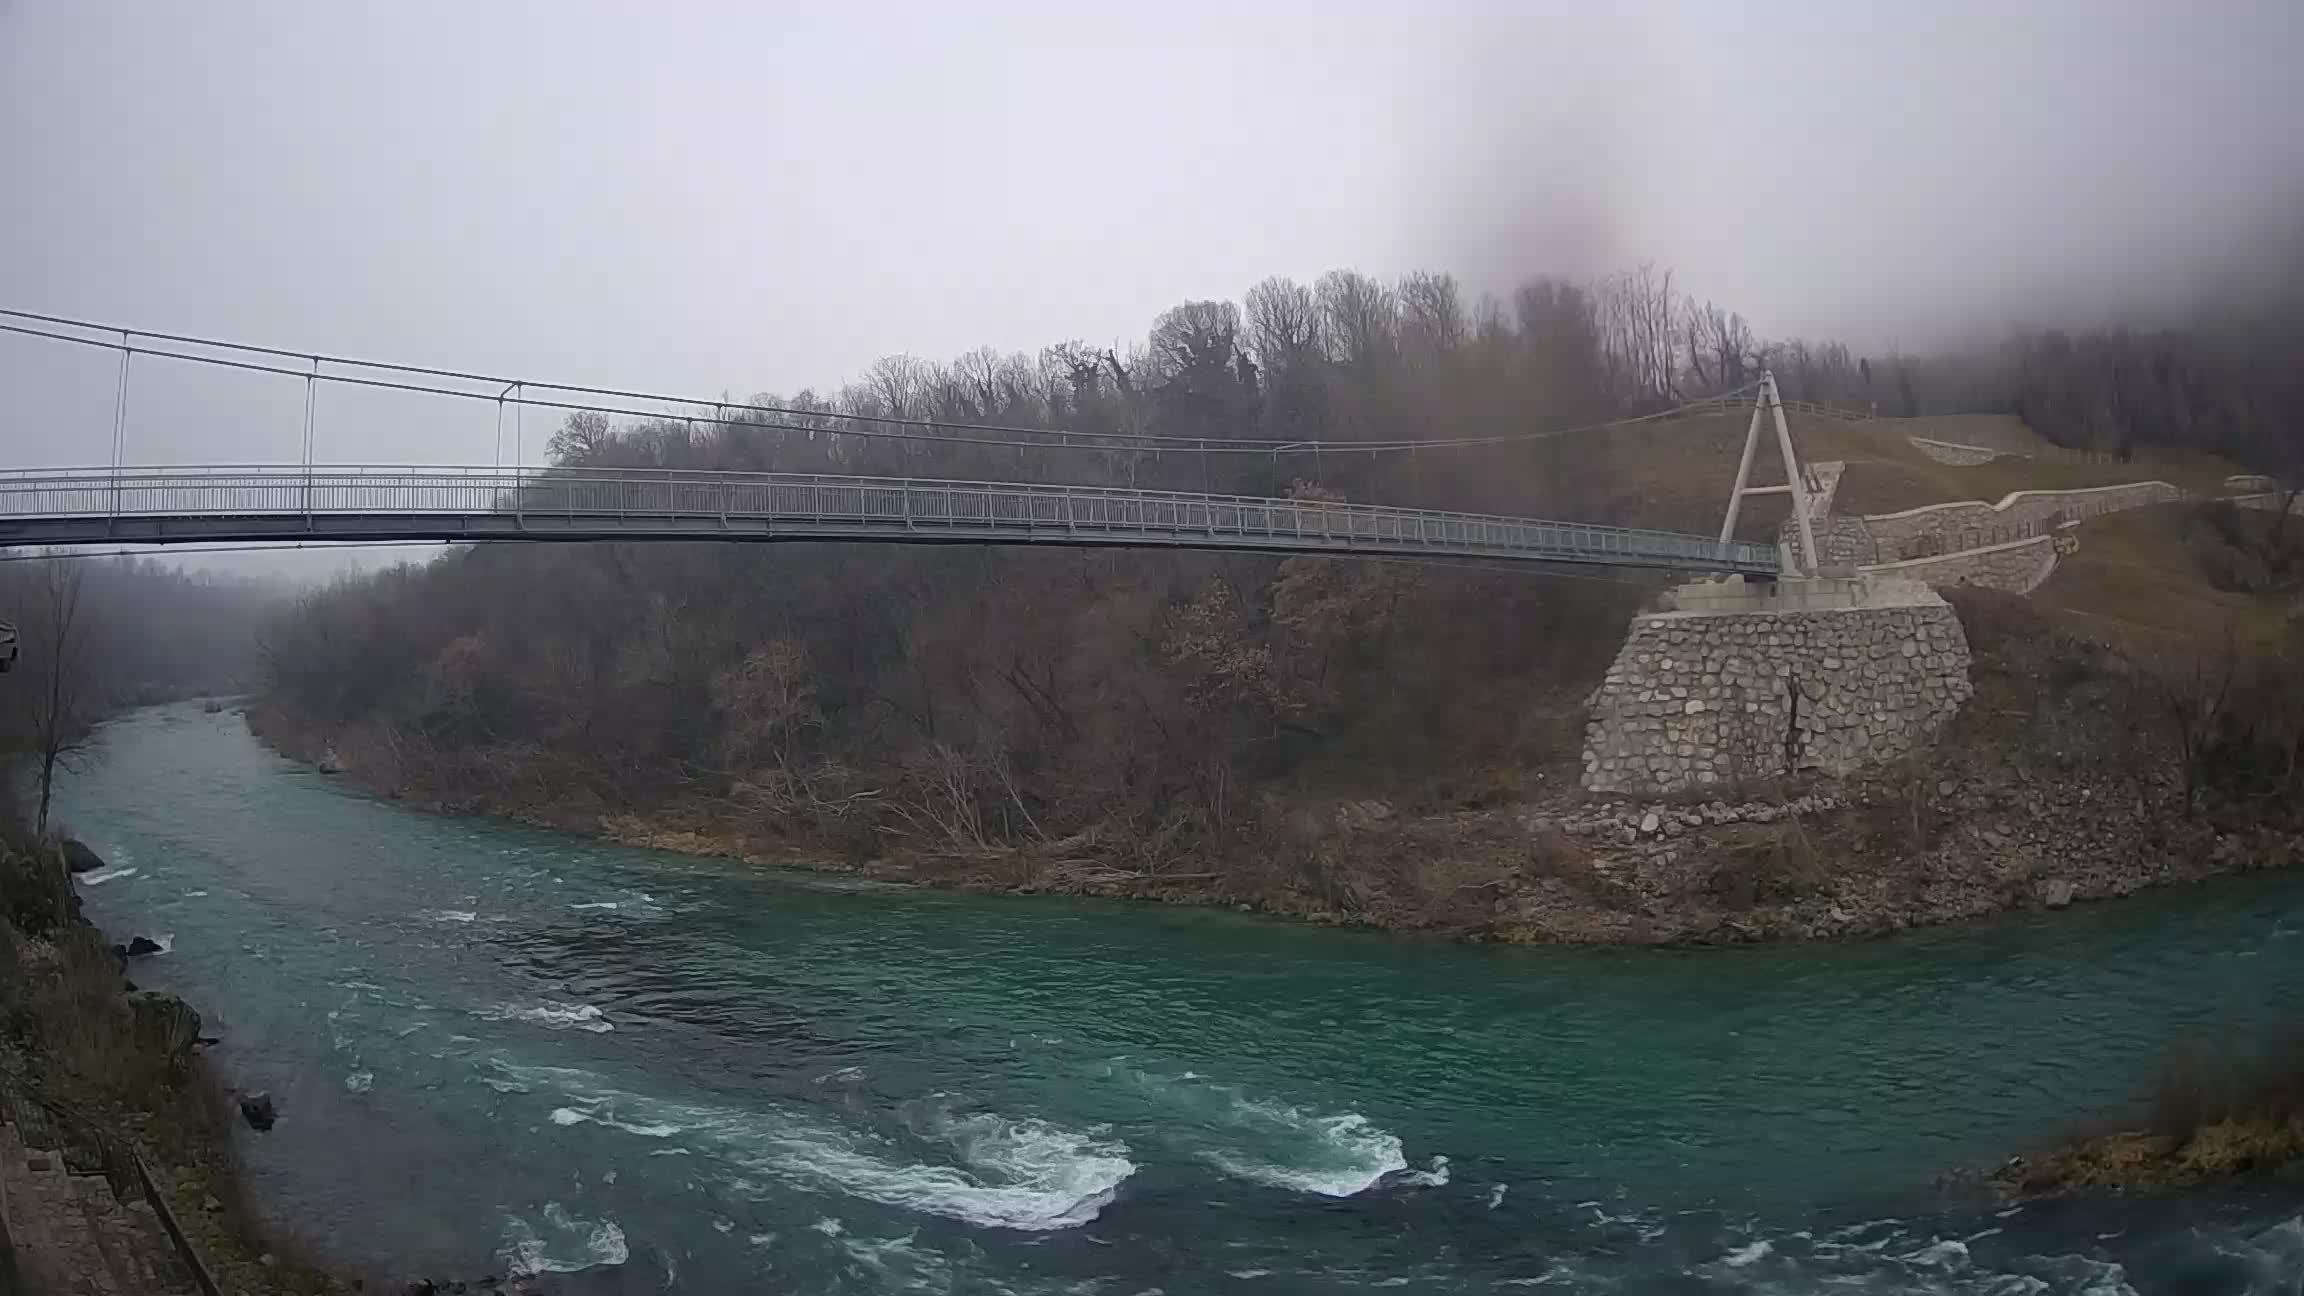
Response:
[[479, 1001, 614, 1033], [1124, 1068, 1407, 1199], [423, 909, 477, 924], [2012, 1253, 2139, 1296], [504, 1059, 1132, 1231], [570, 901, 621, 912], [1722, 1240, 1773, 1267], [1202, 1107, 1406, 1198], [185, 890, 208, 898], [542, 1095, 680, 1138], [834, 1229, 954, 1294], [1486, 1184, 1508, 1210], [755, 1108, 1132, 1230], [1897, 1239, 1970, 1268], [812, 1217, 846, 1237], [498, 1203, 628, 1276], [79, 866, 139, 886], [915, 1110, 1133, 1228], [344, 1071, 373, 1094], [748, 1233, 777, 1248], [1396, 1155, 1450, 1188]]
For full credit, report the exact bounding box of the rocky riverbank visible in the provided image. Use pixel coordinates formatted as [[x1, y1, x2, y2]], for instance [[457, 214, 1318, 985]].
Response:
[[1994, 1119, 2304, 1194], [1991, 1034, 2304, 1196], [246, 585, 2301, 947], [3, 834, 552, 1294]]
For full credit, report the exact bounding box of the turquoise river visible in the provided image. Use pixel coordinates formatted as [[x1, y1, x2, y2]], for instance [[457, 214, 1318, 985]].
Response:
[[57, 703, 2304, 1292]]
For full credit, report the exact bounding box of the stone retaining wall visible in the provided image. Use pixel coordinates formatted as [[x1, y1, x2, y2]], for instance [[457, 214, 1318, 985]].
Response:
[[1858, 533, 2064, 595], [1908, 437, 2008, 466], [2230, 491, 2300, 513], [1581, 581, 1974, 796], [1778, 461, 1848, 569], [1862, 481, 2181, 560], [1807, 515, 1879, 565]]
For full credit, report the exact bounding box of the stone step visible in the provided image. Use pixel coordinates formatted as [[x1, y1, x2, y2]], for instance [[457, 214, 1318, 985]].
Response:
[[0, 1116, 197, 1295], [76, 1172, 145, 1293], [126, 1197, 199, 1291], [14, 1160, 115, 1294]]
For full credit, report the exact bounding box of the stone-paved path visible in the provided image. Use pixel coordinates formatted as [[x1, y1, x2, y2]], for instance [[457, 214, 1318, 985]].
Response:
[[1, 1116, 194, 1296]]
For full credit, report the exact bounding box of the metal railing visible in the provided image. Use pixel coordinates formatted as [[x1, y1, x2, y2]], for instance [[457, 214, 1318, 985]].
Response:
[[1674, 394, 1876, 421], [0, 464, 1783, 574]]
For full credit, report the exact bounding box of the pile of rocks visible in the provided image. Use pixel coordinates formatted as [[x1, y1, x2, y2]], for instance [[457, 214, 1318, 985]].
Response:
[[1541, 794, 1844, 843]]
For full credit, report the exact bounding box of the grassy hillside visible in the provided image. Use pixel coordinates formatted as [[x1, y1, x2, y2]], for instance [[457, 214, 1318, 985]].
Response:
[[1582, 411, 2244, 539], [1892, 413, 2053, 454]]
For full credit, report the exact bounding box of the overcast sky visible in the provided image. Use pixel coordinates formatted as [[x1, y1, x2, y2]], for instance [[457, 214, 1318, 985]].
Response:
[[2, 0, 2301, 552]]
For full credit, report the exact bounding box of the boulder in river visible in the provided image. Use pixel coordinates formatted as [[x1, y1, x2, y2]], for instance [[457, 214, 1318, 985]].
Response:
[[122, 935, 165, 957], [239, 1090, 279, 1131], [2040, 878, 2076, 909], [61, 838, 105, 874]]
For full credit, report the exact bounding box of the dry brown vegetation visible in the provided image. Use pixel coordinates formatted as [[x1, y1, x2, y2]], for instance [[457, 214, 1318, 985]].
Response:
[[2000, 1033, 2304, 1194]]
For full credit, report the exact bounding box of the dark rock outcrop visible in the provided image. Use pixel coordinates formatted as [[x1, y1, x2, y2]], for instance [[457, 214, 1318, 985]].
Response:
[[124, 990, 202, 1071], [238, 1090, 278, 1132], [123, 935, 165, 957], [60, 838, 105, 874]]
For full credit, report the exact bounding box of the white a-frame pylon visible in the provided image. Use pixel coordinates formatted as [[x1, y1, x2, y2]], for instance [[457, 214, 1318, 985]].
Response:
[[1716, 370, 1818, 576]]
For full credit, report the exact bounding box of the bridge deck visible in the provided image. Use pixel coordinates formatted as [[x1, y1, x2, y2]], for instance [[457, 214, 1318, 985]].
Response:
[[0, 466, 1781, 574]]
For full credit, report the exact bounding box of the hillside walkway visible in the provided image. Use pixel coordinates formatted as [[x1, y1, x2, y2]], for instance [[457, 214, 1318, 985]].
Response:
[[1, 1111, 196, 1295]]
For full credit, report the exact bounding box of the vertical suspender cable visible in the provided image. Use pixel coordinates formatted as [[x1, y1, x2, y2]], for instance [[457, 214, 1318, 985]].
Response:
[[301, 357, 318, 524], [495, 380, 518, 520], [109, 334, 132, 524]]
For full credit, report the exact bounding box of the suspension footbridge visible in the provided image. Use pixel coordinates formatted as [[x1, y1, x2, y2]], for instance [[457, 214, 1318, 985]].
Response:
[[0, 310, 1800, 576]]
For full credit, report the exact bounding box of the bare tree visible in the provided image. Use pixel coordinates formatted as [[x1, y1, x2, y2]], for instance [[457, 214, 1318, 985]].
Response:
[[854, 354, 936, 421], [1595, 263, 1679, 406], [1243, 276, 1322, 372], [547, 410, 615, 465], [1147, 300, 1244, 382], [710, 638, 821, 776], [1684, 299, 1754, 393], [1397, 271, 1468, 362], [2150, 627, 2243, 816], [22, 559, 95, 836], [1315, 269, 1399, 371]]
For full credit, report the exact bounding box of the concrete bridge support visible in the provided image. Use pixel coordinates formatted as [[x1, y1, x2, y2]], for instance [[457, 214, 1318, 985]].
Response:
[[1580, 576, 1973, 796]]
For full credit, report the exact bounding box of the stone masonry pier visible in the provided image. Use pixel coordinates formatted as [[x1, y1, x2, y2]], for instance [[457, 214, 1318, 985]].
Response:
[[1581, 576, 1974, 796]]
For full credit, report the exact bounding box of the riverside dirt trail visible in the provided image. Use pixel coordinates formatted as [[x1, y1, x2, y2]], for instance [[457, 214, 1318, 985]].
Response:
[[57, 702, 2304, 1294]]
